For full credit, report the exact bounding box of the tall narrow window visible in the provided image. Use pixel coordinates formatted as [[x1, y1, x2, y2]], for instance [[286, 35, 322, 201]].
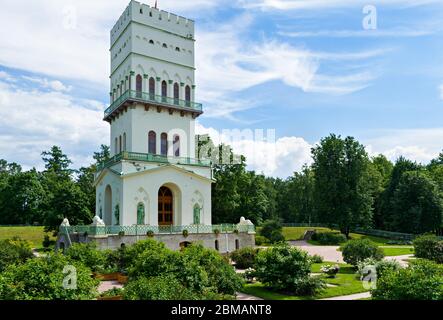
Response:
[[123, 133, 126, 151], [137, 203, 145, 225], [161, 80, 167, 102], [193, 204, 201, 225], [136, 74, 142, 97], [115, 138, 118, 155], [161, 133, 168, 156], [185, 85, 191, 107], [173, 135, 180, 157], [173, 83, 179, 105], [119, 135, 122, 153], [149, 77, 155, 99], [148, 131, 156, 154], [215, 240, 219, 251]]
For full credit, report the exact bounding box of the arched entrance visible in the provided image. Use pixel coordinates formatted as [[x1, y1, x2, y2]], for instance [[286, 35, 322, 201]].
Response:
[[104, 185, 112, 225], [158, 186, 173, 225]]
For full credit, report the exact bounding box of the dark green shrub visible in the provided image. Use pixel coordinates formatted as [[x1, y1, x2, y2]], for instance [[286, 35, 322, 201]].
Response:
[[413, 235, 443, 263], [341, 239, 384, 266], [371, 260, 443, 300], [254, 244, 325, 295], [65, 242, 110, 273], [309, 254, 324, 264], [311, 232, 347, 245], [124, 275, 199, 300], [230, 247, 259, 269], [259, 220, 285, 244], [42, 235, 55, 249], [0, 253, 99, 300], [100, 287, 124, 297], [255, 235, 267, 246], [0, 237, 34, 272]]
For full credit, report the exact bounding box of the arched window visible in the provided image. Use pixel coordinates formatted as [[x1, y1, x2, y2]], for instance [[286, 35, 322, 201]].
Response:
[[175, 47, 180, 52], [115, 138, 118, 155], [173, 83, 179, 105], [123, 133, 126, 151], [136, 74, 142, 97], [173, 135, 180, 157], [185, 85, 191, 107], [215, 240, 219, 251], [137, 203, 145, 225], [119, 135, 122, 153], [235, 239, 240, 250], [149, 39, 154, 44], [149, 77, 155, 99], [148, 131, 156, 154], [193, 204, 201, 225], [161, 133, 168, 156], [162, 43, 167, 48], [161, 80, 167, 102]]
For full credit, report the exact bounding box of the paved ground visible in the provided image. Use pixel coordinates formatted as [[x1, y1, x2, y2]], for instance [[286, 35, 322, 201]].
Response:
[[319, 292, 371, 300], [236, 292, 263, 300], [289, 240, 344, 263], [384, 254, 414, 267], [98, 280, 123, 293]]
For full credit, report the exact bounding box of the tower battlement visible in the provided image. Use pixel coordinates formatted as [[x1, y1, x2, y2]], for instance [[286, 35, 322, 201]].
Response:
[[111, 1, 195, 47]]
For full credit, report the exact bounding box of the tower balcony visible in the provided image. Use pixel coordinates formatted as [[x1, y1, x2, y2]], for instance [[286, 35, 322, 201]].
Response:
[[96, 151, 211, 172], [104, 90, 203, 122]]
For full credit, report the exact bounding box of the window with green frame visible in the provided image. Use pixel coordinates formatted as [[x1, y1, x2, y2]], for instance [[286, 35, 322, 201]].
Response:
[[137, 203, 145, 225], [193, 204, 201, 225]]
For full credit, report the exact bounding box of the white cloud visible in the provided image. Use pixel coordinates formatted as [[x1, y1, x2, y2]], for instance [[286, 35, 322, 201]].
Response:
[[238, 0, 443, 11], [279, 29, 434, 38], [0, 77, 108, 170], [364, 128, 443, 164], [22, 76, 72, 92]]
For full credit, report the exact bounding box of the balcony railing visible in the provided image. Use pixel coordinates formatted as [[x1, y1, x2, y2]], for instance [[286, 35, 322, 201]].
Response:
[[96, 151, 211, 172], [104, 90, 203, 119], [60, 224, 255, 236]]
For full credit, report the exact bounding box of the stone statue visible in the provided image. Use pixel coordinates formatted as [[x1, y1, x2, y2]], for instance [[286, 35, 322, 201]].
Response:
[[60, 218, 70, 227], [91, 215, 105, 226]]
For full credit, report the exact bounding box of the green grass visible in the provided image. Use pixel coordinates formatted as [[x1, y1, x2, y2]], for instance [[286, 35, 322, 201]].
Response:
[[380, 246, 414, 256], [0, 226, 55, 248], [242, 261, 369, 300], [280, 227, 407, 247]]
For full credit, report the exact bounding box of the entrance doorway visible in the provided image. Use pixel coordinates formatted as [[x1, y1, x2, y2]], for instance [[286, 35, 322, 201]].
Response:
[[158, 186, 173, 225]]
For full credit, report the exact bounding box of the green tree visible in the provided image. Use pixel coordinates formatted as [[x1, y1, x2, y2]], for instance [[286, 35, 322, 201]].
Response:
[[312, 134, 373, 237], [390, 171, 443, 234]]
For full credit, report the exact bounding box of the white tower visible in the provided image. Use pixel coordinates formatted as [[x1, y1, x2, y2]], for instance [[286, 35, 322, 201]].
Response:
[[94, 1, 213, 229]]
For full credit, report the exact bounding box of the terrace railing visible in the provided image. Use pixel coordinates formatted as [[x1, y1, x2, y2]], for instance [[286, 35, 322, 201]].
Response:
[[96, 151, 211, 171], [60, 224, 255, 236], [104, 90, 203, 119]]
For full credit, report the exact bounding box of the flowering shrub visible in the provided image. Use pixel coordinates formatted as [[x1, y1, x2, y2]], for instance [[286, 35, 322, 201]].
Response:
[[320, 264, 340, 278]]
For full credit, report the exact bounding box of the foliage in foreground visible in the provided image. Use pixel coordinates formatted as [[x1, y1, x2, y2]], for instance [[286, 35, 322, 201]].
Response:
[[0, 237, 34, 272], [259, 219, 285, 244], [230, 247, 259, 269], [341, 239, 384, 266], [0, 253, 99, 300], [123, 240, 243, 299], [253, 244, 325, 295], [371, 260, 443, 300], [64, 242, 118, 274]]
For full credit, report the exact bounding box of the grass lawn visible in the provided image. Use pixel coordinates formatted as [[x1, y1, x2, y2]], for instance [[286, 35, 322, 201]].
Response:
[[242, 261, 369, 300], [0, 226, 55, 248], [280, 227, 407, 247], [380, 246, 414, 256]]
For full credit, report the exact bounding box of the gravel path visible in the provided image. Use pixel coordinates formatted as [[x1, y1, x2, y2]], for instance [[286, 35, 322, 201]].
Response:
[[236, 292, 263, 300], [319, 292, 371, 300], [289, 241, 344, 263], [98, 280, 123, 293]]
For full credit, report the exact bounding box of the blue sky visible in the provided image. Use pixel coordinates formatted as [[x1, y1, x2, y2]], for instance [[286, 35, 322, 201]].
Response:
[[0, 0, 442, 178]]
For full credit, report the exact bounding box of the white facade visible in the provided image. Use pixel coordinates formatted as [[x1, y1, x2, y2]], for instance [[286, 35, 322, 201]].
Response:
[[95, 1, 213, 228]]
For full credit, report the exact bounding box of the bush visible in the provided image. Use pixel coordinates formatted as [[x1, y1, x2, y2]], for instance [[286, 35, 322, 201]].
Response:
[[254, 244, 325, 295], [357, 257, 401, 280], [42, 235, 55, 249], [320, 264, 340, 278], [230, 247, 259, 269], [309, 254, 324, 264], [341, 239, 384, 266], [371, 259, 443, 300], [0, 253, 99, 300], [0, 237, 34, 272], [124, 275, 199, 300], [259, 220, 285, 244], [413, 235, 443, 263], [255, 235, 267, 246], [123, 240, 243, 298], [65, 242, 112, 273], [311, 232, 347, 245], [100, 287, 124, 297]]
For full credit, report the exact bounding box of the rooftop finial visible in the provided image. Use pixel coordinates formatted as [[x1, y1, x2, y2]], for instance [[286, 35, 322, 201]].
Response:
[[154, 0, 158, 9]]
